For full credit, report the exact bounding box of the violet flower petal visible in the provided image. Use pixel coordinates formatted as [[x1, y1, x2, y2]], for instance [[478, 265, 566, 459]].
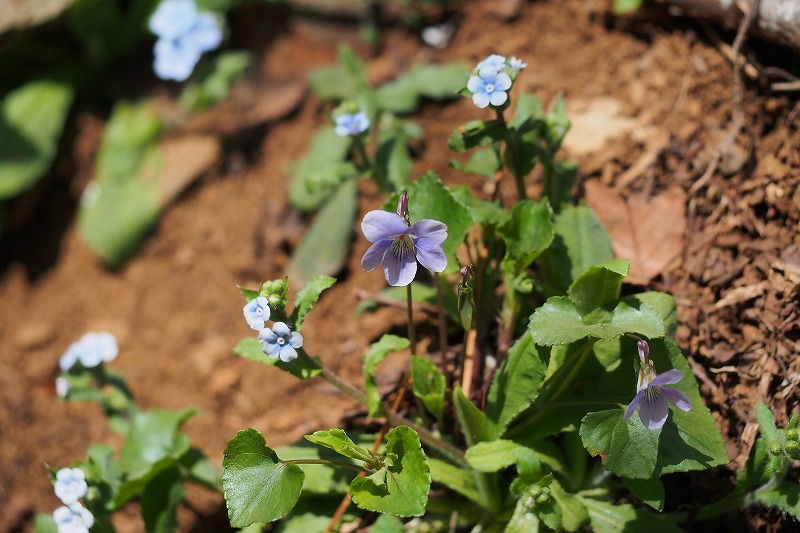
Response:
[[623, 391, 641, 421], [639, 390, 670, 430], [662, 387, 692, 412], [409, 219, 448, 244], [361, 211, 407, 243], [384, 249, 417, 286], [414, 237, 448, 272], [361, 240, 392, 271], [650, 368, 684, 387]]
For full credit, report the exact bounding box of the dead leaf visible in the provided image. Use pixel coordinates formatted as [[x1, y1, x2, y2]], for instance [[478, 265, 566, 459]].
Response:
[[562, 97, 654, 157], [158, 135, 221, 205], [585, 181, 686, 285], [715, 281, 768, 309]]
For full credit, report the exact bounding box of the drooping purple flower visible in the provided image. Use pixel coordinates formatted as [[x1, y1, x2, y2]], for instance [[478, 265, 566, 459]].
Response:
[[624, 340, 692, 430], [259, 322, 303, 362], [360, 204, 448, 287], [467, 68, 512, 109]]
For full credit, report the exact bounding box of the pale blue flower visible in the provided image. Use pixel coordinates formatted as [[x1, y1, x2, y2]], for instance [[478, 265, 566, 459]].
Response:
[[509, 56, 527, 72], [187, 12, 223, 52], [467, 68, 512, 109], [53, 504, 94, 533], [360, 210, 448, 287], [153, 36, 203, 82], [60, 332, 118, 371], [149, 0, 197, 40], [56, 377, 70, 399], [624, 340, 692, 430], [334, 111, 370, 137], [476, 54, 506, 71], [243, 296, 271, 331], [54, 468, 88, 506], [259, 322, 303, 363]]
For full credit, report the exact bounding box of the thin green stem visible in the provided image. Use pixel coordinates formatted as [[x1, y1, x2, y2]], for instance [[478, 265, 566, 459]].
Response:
[[435, 275, 449, 379], [407, 284, 417, 355], [284, 458, 374, 474]]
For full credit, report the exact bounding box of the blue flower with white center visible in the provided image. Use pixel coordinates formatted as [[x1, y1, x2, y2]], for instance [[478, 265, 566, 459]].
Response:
[[53, 503, 94, 533], [149, 0, 197, 40], [467, 68, 512, 109], [509, 56, 527, 72], [360, 207, 448, 287], [56, 377, 70, 399], [259, 322, 303, 363], [243, 296, 271, 331], [334, 111, 370, 137], [624, 340, 692, 430], [54, 467, 88, 506], [476, 54, 506, 71], [153, 36, 203, 81], [60, 332, 118, 371]]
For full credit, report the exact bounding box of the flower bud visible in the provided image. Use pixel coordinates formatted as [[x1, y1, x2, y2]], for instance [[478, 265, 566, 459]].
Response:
[[397, 192, 409, 222], [786, 428, 799, 442], [785, 440, 800, 458], [769, 442, 783, 457]]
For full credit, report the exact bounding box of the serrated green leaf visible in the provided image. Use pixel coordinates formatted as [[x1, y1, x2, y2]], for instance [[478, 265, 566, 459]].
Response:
[[550, 479, 588, 531], [450, 148, 501, 178], [452, 386, 489, 446], [580, 497, 681, 533], [223, 428, 305, 527], [142, 466, 185, 533], [304, 429, 374, 464], [288, 127, 352, 212], [498, 199, 554, 273], [290, 275, 336, 331], [364, 335, 410, 417], [233, 337, 322, 379], [568, 260, 629, 315], [448, 120, 510, 152], [410, 356, 446, 421], [529, 296, 665, 346], [623, 477, 665, 511], [486, 335, 547, 438], [288, 179, 357, 286], [630, 292, 678, 338], [539, 204, 614, 294], [0, 80, 74, 199], [239, 286, 260, 302], [754, 481, 800, 520], [407, 172, 473, 273], [580, 338, 727, 479], [427, 458, 483, 506], [350, 426, 430, 517], [450, 185, 510, 226]]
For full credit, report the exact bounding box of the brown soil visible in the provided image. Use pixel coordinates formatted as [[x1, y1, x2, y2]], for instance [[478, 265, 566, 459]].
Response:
[[2, 0, 799, 531]]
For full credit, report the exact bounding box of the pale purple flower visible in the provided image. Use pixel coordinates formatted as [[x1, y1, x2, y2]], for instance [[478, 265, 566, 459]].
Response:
[[60, 332, 118, 371], [334, 111, 370, 137], [53, 503, 94, 533], [259, 322, 303, 362], [509, 56, 527, 72], [243, 296, 270, 331], [360, 209, 448, 287], [476, 54, 506, 71], [467, 68, 512, 109], [54, 468, 88, 506], [624, 340, 692, 430]]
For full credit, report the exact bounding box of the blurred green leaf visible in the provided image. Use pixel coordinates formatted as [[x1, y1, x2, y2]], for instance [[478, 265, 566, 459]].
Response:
[[141, 466, 185, 533], [288, 179, 357, 286], [613, 0, 644, 14], [118, 408, 196, 478], [33, 514, 58, 533], [364, 335, 410, 417], [0, 80, 74, 200], [290, 275, 337, 331], [233, 337, 322, 379], [754, 482, 800, 521], [222, 428, 304, 527], [178, 447, 221, 492], [580, 497, 681, 533], [450, 148, 501, 178], [87, 444, 121, 510], [350, 426, 430, 517], [428, 458, 483, 506], [449, 120, 510, 152], [410, 356, 446, 422], [180, 51, 251, 111], [288, 127, 353, 212], [449, 186, 509, 226]]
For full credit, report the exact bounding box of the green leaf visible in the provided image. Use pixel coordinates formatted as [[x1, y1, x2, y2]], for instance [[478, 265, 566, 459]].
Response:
[[141, 466, 185, 533], [580, 338, 727, 479], [753, 402, 785, 477], [567, 260, 630, 315], [374, 74, 419, 113], [622, 477, 665, 511], [307, 65, 355, 101], [498, 199, 554, 273], [290, 275, 336, 331], [87, 444, 120, 508], [428, 458, 483, 506], [304, 429, 374, 464], [363, 335, 410, 417], [613, 0, 644, 14], [0, 80, 74, 199], [276, 437, 368, 496], [528, 296, 665, 346], [550, 480, 589, 531], [485, 335, 547, 438], [449, 186, 510, 226], [410, 63, 469, 99], [410, 356, 446, 421], [407, 172, 473, 273], [238, 286, 260, 302], [179, 51, 251, 111], [369, 514, 405, 533], [178, 447, 221, 492], [548, 160, 577, 208], [539, 204, 614, 294], [450, 148, 501, 178], [233, 337, 322, 379], [288, 179, 358, 286], [33, 514, 58, 533], [632, 292, 678, 338], [288, 127, 353, 212], [222, 428, 305, 527], [452, 386, 489, 446], [375, 128, 413, 191], [465, 440, 528, 472], [118, 408, 197, 478], [350, 426, 430, 517], [754, 481, 800, 520], [505, 497, 541, 533], [579, 497, 681, 533], [449, 120, 510, 152]]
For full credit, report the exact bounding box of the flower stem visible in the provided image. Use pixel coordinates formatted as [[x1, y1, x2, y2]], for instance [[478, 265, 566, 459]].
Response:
[[435, 275, 449, 379], [407, 283, 417, 355], [283, 458, 374, 474]]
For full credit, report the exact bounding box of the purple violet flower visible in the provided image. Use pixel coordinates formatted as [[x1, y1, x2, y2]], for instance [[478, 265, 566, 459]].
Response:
[[360, 198, 448, 287], [467, 68, 512, 109], [624, 340, 692, 430]]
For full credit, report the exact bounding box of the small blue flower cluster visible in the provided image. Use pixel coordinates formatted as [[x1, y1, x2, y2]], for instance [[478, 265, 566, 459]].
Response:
[[59, 332, 118, 372], [51, 467, 93, 533], [149, 0, 222, 81], [466, 54, 527, 109], [243, 297, 304, 362], [334, 110, 370, 137]]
